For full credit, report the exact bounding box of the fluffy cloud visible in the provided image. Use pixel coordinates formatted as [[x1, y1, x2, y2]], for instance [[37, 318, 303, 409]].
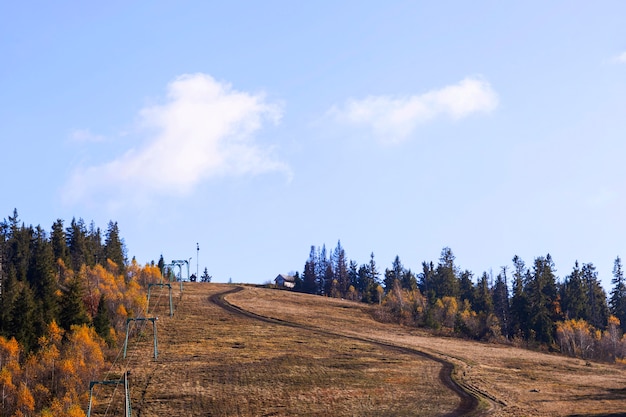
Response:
[[63, 73, 288, 208], [329, 77, 498, 144]]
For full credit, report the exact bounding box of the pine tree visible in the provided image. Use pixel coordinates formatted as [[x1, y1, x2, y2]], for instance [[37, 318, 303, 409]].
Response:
[[302, 246, 318, 294], [509, 255, 529, 339], [582, 262, 609, 329], [474, 272, 494, 314], [317, 245, 328, 295], [526, 255, 559, 344], [93, 294, 113, 345], [104, 221, 126, 271], [50, 219, 70, 266], [431, 247, 460, 299], [5, 210, 33, 283], [67, 218, 93, 270], [492, 268, 510, 336], [87, 221, 104, 266], [27, 226, 58, 336], [331, 241, 349, 297], [418, 261, 435, 299], [560, 261, 587, 320], [458, 270, 475, 306], [10, 284, 36, 353], [59, 272, 90, 331], [609, 256, 626, 332], [357, 253, 381, 303], [200, 267, 212, 282], [0, 267, 18, 337], [384, 256, 405, 292]]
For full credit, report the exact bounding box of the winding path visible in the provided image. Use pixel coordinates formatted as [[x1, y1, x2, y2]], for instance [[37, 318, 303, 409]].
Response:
[[211, 286, 490, 417]]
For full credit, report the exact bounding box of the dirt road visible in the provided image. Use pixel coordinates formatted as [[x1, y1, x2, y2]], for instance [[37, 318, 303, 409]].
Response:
[[91, 283, 485, 416]]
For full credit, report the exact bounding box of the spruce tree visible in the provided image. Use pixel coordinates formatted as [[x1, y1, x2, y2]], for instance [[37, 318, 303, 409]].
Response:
[[50, 219, 70, 266], [610, 256, 626, 332], [473, 272, 494, 314], [431, 247, 460, 299], [331, 241, 349, 297], [560, 261, 587, 320], [104, 221, 126, 271], [93, 294, 112, 344], [10, 284, 36, 353], [384, 256, 405, 292], [509, 255, 529, 338], [526, 255, 559, 344], [200, 267, 212, 282], [582, 262, 609, 329], [458, 270, 475, 306], [28, 226, 58, 335], [492, 269, 510, 336], [59, 273, 90, 331], [67, 218, 93, 270]]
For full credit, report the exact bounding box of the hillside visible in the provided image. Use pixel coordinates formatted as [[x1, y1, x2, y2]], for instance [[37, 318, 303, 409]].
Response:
[[92, 283, 626, 416]]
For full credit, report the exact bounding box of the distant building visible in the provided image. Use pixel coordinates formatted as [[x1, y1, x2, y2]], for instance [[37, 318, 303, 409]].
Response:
[[274, 274, 296, 289]]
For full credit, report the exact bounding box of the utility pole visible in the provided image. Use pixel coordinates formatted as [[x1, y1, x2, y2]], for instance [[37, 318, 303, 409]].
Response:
[[196, 243, 199, 278]]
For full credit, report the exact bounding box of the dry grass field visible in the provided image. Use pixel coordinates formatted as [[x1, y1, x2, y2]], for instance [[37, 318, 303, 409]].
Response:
[[89, 283, 626, 416]]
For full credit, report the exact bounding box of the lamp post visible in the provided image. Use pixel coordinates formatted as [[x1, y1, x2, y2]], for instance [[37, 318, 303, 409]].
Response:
[[196, 243, 199, 278]]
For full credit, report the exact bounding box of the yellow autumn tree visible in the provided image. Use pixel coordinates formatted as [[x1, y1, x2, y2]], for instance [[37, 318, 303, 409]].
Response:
[[557, 319, 595, 358], [15, 382, 35, 417]]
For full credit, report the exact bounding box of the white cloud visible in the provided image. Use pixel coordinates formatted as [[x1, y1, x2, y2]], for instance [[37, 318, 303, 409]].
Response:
[[63, 73, 289, 208], [614, 51, 626, 63], [69, 128, 105, 143], [329, 77, 498, 144]]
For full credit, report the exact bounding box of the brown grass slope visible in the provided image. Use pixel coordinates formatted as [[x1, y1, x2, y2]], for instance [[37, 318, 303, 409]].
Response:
[[90, 283, 626, 416]]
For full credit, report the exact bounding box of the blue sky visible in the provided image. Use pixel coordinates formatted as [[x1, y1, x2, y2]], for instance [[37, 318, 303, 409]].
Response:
[[2, 1, 626, 290]]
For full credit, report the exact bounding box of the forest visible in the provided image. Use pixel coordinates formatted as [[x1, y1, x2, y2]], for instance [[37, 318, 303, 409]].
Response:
[[293, 241, 626, 361], [4, 206, 626, 416], [0, 210, 162, 417]]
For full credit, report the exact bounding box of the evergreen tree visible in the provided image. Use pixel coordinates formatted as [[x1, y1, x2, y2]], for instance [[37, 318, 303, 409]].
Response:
[[302, 258, 318, 294], [357, 253, 380, 303], [492, 268, 510, 336], [323, 262, 334, 296], [331, 241, 349, 297], [560, 261, 587, 320], [50, 219, 70, 266], [27, 226, 58, 335], [10, 284, 36, 353], [317, 245, 328, 295], [0, 266, 18, 337], [93, 294, 113, 344], [474, 272, 494, 314], [59, 272, 90, 331], [458, 270, 475, 306], [418, 261, 435, 299], [431, 247, 459, 299], [509, 255, 529, 338], [200, 267, 212, 282], [67, 218, 93, 270], [610, 256, 626, 332], [348, 260, 359, 294], [87, 221, 104, 266], [5, 210, 33, 282], [104, 221, 126, 271], [525, 255, 559, 344], [384, 256, 405, 292], [582, 262, 609, 329]]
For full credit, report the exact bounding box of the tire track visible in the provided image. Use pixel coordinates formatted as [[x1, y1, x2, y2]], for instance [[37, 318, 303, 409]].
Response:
[[210, 286, 491, 417]]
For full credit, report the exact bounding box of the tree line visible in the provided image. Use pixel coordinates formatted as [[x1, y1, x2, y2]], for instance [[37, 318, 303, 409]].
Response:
[[291, 241, 626, 361], [0, 209, 162, 417]]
